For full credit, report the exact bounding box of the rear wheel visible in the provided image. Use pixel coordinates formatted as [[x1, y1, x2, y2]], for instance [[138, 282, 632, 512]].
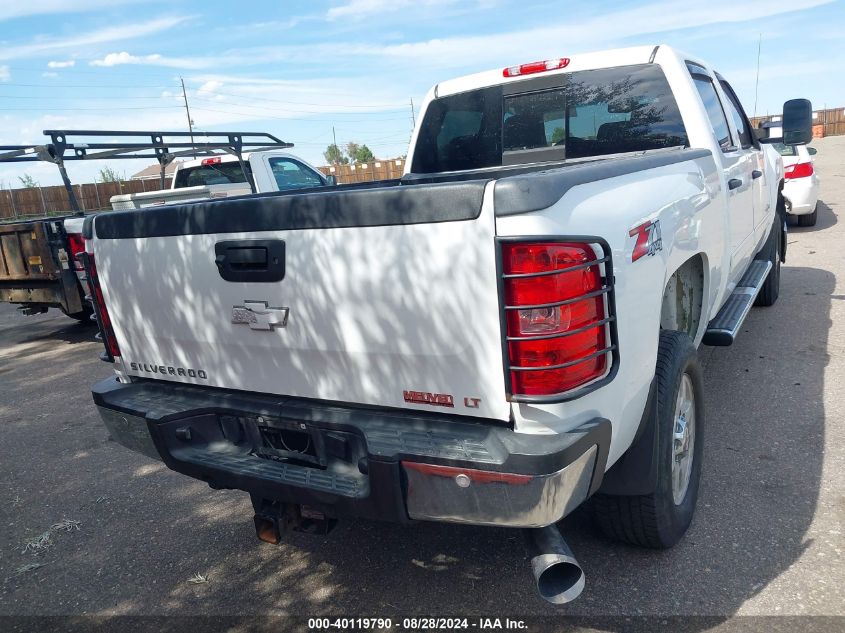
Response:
[[797, 203, 818, 227], [62, 306, 94, 323], [755, 213, 782, 307], [593, 331, 704, 549]]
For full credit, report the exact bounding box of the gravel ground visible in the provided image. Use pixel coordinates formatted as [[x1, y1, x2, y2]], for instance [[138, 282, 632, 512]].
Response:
[[1, 137, 843, 629]]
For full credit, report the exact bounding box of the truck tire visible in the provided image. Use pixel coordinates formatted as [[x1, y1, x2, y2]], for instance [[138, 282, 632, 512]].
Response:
[[62, 306, 94, 323], [797, 203, 818, 227], [593, 330, 704, 549], [754, 214, 782, 307]]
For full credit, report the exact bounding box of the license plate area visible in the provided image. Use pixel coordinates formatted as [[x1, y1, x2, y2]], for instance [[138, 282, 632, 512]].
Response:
[[238, 415, 368, 475], [254, 418, 326, 468]]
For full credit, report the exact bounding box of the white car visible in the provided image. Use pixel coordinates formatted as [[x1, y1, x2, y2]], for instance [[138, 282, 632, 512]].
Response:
[[775, 142, 820, 226]]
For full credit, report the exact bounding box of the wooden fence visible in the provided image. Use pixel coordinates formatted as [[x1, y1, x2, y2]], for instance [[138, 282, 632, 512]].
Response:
[[0, 158, 407, 221], [750, 106, 845, 138], [317, 158, 406, 184], [0, 178, 172, 220]]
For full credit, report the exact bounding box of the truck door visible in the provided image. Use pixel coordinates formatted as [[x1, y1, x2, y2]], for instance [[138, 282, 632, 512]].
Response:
[[718, 77, 772, 248], [689, 65, 755, 284]]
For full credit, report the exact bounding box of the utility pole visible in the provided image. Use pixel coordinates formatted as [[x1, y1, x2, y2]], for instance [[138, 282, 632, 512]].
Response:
[[180, 77, 196, 158], [753, 34, 762, 118], [410, 97, 416, 127]]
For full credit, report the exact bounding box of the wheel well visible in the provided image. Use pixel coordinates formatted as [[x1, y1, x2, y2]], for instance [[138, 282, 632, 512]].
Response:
[[660, 255, 705, 341]]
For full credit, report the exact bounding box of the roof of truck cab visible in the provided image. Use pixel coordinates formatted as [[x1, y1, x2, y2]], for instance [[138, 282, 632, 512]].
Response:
[[433, 44, 687, 98]]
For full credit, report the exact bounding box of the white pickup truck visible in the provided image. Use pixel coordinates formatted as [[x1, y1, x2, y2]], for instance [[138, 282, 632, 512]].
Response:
[[83, 45, 811, 604], [109, 151, 332, 210]]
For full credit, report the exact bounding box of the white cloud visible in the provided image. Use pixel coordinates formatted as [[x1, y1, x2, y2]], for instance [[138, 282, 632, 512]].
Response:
[[0, 65, 9, 81], [47, 60, 75, 68], [42, 71, 59, 78], [0, 16, 191, 61], [359, 0, 835, 69], [197, 80, 223, 94], [0, 0, 148, 22], [89, 50, 215, 69], [327, 0, 456, 20], [90, 51, 161, 67]]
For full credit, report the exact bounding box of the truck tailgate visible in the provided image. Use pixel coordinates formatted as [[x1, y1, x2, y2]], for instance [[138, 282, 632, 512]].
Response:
[[0, 221, 62, 281], [93, 181, 511, 421]]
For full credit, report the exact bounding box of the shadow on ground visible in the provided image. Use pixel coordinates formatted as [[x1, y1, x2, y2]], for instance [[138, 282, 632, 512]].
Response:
[[0, 261, 833, 623]]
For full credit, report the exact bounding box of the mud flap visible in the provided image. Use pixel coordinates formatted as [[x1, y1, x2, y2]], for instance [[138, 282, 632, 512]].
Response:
[[597, 377, 659, 496]]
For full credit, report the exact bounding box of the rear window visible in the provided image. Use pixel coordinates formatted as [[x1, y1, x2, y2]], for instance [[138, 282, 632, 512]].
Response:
[[173, 162, 252, 188], [411, 64, 688, 174]]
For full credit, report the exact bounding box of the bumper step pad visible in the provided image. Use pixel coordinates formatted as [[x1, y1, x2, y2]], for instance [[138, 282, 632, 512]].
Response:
[[703, 259, 771, 346], [175, 447, 367, 498]]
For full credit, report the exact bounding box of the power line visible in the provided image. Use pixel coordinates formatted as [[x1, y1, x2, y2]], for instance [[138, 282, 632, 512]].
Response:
[[0, 81, 174, 89], [191, 105, 412, 123], [190, 96, 406, 116], [195, 87, 407, 109], [0, 105, 181, 111]]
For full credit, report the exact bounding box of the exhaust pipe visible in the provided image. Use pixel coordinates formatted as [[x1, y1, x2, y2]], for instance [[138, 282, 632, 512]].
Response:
[[524, 525, 585, 604]]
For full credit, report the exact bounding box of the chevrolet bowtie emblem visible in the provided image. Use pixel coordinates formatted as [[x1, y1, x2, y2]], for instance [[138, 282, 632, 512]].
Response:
[[232, 301, 289, 330]]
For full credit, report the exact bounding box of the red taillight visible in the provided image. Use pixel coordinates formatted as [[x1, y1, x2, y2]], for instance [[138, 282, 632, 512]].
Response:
[[85, 253, 121, 358], [784, 162, 813, 179], [201, 157, 222, 166], [501, 242, 611, 397], [503, 57, 570, 78], [66, 233, 86, 272]]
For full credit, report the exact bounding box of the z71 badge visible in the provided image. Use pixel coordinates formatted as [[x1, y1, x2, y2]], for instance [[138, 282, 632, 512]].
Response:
[[629, 219, 663, 262]]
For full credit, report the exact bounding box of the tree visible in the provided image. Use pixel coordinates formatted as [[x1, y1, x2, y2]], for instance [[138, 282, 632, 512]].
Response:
[[18, 174, 38, 188], [323, 143, 348, 165], [345, 142, 360, 162], [352, 144, 375, 163], [98, 166, 122, 183]]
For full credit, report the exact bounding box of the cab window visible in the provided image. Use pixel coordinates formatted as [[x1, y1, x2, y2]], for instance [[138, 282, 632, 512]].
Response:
[[268, 158, 325, 191]]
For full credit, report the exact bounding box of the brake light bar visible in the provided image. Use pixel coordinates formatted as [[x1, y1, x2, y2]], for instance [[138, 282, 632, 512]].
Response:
[[500, 241, 615, 398], [503, 58, 570, 78], [80, 252, 121, 359], [201, 156, 222, 166], [784, 162, 813, 179]]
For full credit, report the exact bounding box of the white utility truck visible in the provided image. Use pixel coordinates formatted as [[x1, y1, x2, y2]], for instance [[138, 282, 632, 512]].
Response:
[[83, 45, 811, 604], [109, 151, 332, 210]]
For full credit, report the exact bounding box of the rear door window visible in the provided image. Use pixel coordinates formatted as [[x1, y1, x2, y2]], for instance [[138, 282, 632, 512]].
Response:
[[718, 79, 754, 149], [687, 64, 733, 151]]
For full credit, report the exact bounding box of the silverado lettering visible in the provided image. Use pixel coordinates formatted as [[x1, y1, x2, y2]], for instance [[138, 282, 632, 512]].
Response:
[[129, 362, 208, 380]]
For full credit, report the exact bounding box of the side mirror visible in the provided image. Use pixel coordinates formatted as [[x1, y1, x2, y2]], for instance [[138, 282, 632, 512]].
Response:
[[782, 98, 812, 145], [325, 174, 337, 186], [808, 147, 818, 156]]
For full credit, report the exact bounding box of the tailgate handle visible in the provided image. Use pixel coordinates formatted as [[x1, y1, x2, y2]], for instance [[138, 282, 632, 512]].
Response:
[[214, 239, 285, 282]]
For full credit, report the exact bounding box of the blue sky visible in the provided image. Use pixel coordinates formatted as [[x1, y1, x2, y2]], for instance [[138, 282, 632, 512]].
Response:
[[1, 0, 842, 186]]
